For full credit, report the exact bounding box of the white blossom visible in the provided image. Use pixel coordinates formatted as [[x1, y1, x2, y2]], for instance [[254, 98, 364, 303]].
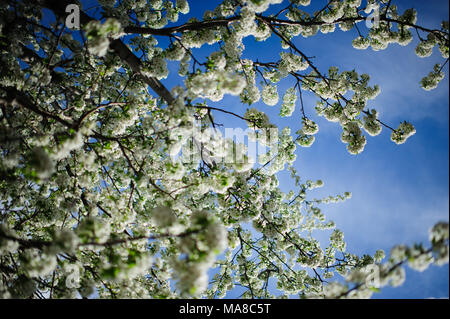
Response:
[[341, 122, 367, 154], [0, 0, 447, 300], [390, 121, 416, 144], [280, 87, 297, 117], [262, 84, 279, 106]]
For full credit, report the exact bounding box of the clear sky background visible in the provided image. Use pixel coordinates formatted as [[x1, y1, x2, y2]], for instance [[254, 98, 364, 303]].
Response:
[[75, 0, 449, 298]]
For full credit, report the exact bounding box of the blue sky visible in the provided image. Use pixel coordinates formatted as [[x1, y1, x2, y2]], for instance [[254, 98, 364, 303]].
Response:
[[175, 0, 449, 298], [73, 0, 449, 298]]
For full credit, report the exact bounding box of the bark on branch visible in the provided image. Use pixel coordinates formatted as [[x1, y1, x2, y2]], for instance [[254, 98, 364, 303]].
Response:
[[37, 0, 175, 105]]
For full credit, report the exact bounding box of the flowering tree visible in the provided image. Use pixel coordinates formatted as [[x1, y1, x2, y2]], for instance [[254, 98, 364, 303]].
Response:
[[0, 0, 448, 299]]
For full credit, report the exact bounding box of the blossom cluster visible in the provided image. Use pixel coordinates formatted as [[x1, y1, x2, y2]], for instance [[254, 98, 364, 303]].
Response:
[[85, 18, 122, 57], [0, 0, 448, 301]]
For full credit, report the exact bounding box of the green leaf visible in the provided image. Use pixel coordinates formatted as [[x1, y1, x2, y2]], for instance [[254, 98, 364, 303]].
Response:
[[369, 287, 381, 293], [101, 267, 121, 279], [206, 59, 215, 70]]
